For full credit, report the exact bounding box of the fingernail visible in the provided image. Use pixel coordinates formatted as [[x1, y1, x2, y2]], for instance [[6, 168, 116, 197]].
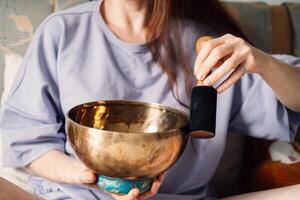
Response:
[[197, 73, 204, 80], [193, 68, 198, 76]]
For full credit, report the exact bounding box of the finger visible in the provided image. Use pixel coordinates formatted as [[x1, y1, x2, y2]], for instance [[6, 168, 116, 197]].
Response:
[[112, 188, 140, 200], [127, 188, 140, 200], [194, 37, 225, 77], [196, 43, 234, 80], [138, 180, 160, 200], [216, 66, 246, 93], [157, 173, 166, 183], [203, 52, 245, 86], [138, 174, 165, 200]]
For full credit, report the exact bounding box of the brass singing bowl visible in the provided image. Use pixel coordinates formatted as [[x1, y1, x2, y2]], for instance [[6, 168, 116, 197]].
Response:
[[67, 100, 189, 178]]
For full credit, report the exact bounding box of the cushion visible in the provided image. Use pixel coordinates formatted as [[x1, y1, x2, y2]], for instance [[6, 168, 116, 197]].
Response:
[[224, 2, 273, 53], [1, 53, 23, 104], [285, 3, 300, 57], [0, 0, 90, 101], [55, 0, 90, 11], [271, 5, 293, 54], [0, 0, 54, 101], [247, 140, 300, 191]]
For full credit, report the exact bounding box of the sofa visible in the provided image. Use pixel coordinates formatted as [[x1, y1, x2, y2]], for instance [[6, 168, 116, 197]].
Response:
[[0, 0, 300, 199]]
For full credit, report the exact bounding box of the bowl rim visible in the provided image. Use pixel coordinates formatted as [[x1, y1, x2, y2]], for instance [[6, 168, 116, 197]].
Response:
[[66, 100, 189, 136]]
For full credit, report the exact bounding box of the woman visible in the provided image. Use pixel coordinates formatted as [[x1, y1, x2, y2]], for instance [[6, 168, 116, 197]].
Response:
[[0, 0, 300, 199]]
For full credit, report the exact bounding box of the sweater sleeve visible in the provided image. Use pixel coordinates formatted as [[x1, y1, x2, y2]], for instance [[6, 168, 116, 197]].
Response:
[[229, 54, 300, 141], [0, 15, 66, 167]]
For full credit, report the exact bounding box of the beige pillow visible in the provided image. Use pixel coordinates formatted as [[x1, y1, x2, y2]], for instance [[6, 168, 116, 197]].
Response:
[[1, 53, 23, 104]]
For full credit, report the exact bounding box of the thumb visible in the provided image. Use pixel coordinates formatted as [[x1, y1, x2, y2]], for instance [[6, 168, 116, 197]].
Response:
[[127, 188, 140, 200], [56, 155, 97, 184], [78, 169, 97, 184], [110, 188, 140, 200], [69, 160, 97, 184]]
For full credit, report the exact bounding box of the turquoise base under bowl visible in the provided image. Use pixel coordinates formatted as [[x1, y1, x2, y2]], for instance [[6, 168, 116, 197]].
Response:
[[97, 175, 153, 194]]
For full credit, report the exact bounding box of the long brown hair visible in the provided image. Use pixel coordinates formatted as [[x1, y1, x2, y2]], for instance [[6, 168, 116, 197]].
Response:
[[147, 0, 247, 107]]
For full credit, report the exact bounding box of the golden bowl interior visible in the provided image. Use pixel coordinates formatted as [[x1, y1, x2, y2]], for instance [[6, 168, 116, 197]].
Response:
[[68, 100, 188, 134]]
